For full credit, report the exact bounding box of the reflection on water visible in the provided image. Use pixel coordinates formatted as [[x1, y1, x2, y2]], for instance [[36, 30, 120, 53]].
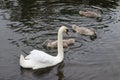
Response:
[[20, 61, 64, 80], [0, 0, 120, 80]]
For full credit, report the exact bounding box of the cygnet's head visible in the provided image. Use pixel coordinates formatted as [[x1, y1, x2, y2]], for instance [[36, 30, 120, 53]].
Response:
[[72, 24, 79, 32], [42, 40, 52, 49], [79, 11, 84, 15]]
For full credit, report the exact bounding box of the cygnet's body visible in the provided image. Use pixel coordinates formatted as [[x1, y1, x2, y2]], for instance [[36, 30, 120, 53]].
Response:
[[72, 24, 96, 36], [79, 10, 101, 19], [42, 38, 75, 49]]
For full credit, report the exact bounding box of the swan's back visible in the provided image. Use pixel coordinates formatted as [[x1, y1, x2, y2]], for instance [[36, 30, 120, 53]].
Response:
[[25, 49, 55, 64]]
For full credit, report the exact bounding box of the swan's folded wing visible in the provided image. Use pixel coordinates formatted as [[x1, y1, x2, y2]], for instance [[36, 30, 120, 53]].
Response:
[[25, 49, 54, 64], [25, 49, 46, 59]]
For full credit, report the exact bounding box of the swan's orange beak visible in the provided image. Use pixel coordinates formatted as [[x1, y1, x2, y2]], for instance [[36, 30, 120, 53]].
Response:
[[66, 29, 70, 36], [66, 32, 70, 36]]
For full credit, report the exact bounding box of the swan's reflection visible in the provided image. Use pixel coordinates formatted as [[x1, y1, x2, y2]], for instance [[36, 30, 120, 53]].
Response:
[[20, 66, 53, 78], [20, 61, 65, 80], [56, 62, 65, 80]]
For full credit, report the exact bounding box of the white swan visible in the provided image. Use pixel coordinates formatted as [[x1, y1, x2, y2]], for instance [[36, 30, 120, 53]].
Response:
[[19, 26, 69, 70]]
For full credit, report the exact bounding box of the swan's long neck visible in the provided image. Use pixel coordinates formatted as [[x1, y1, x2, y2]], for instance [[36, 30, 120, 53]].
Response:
[[56, 27, 64, 61]]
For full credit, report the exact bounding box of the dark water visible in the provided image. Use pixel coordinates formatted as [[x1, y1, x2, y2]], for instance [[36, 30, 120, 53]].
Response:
[[0, 0, 120, 80]]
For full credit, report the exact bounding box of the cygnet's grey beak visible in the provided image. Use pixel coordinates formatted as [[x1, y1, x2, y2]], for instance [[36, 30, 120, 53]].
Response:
[[72, 29, 76, 33], [69, 28, 76, 33]]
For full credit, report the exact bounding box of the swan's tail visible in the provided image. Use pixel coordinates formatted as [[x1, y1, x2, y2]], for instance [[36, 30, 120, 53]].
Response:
[[20, 54, 34, 68], [20, 54, 26, 68]]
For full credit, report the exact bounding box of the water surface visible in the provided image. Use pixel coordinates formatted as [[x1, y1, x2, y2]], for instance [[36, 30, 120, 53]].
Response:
[[0, 0, 120, 80]]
